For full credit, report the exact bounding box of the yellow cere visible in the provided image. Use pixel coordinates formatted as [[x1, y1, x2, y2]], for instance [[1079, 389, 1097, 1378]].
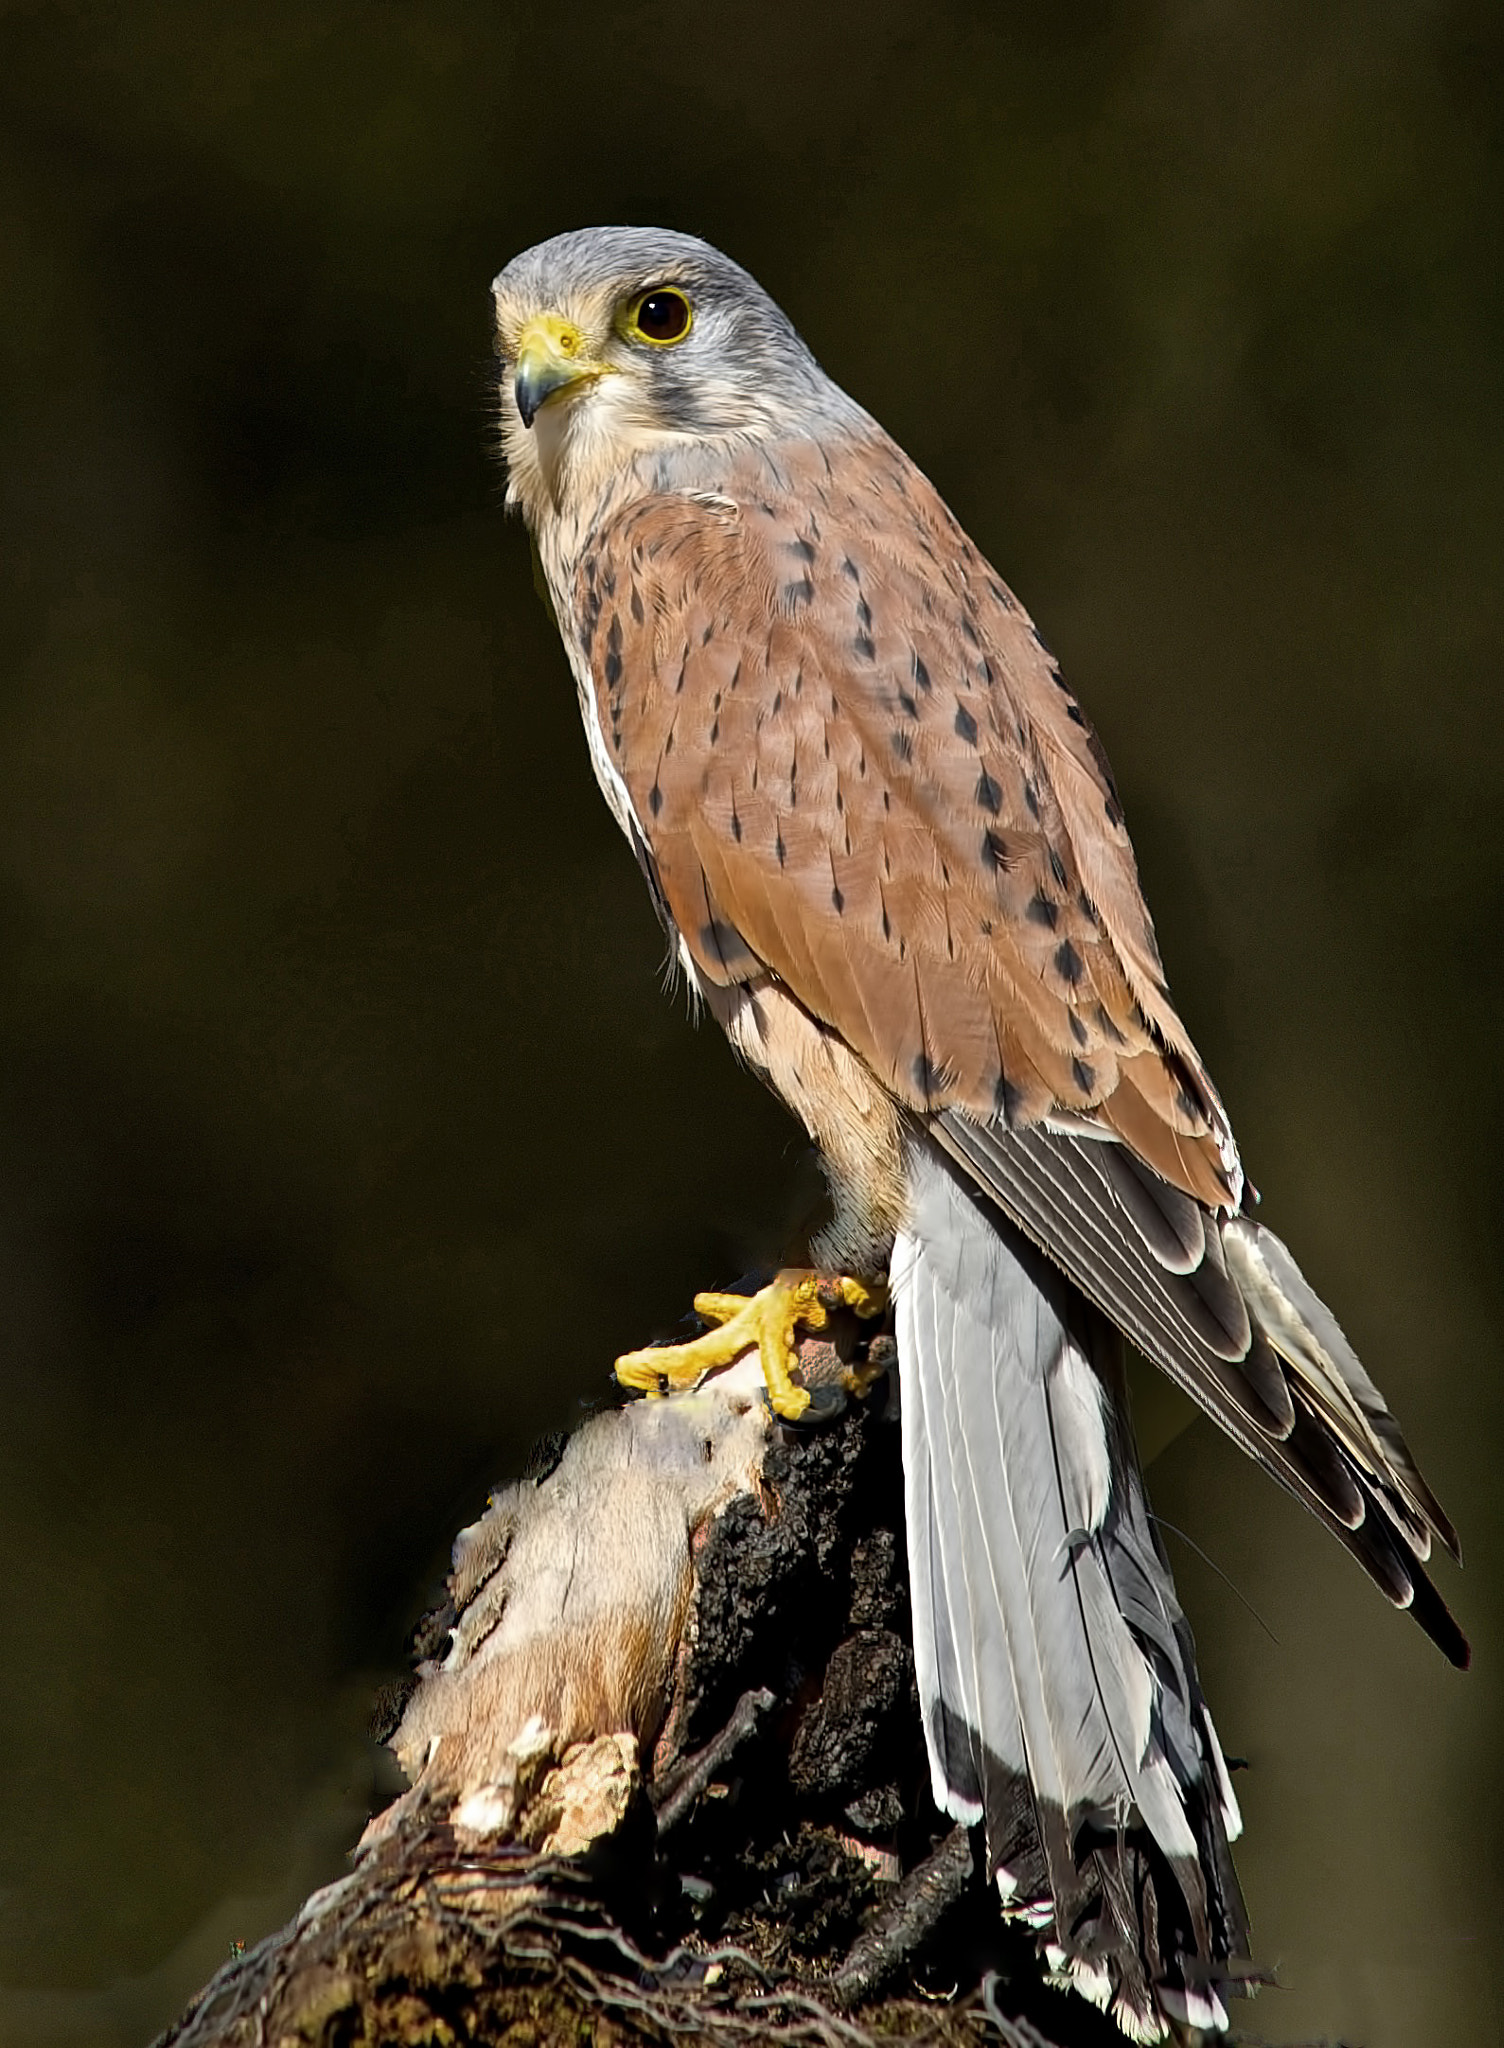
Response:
[[517, 310, 588, 359]]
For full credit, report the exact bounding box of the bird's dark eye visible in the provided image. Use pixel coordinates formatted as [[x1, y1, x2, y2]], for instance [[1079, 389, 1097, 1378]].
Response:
[[628, 288, 693, 345]]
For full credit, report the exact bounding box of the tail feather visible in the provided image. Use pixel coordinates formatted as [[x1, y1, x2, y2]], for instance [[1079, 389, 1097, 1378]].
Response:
[[894, 1143, 1250, 2040]]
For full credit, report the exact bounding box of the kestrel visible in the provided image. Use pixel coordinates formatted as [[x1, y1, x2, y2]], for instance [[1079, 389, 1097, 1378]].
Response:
[[491, 227, 1464, 2041]]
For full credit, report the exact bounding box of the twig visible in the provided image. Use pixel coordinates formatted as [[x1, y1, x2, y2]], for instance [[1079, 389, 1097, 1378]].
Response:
[[831, 1826, 973, 2006], [655, 1686, 778, 1834]]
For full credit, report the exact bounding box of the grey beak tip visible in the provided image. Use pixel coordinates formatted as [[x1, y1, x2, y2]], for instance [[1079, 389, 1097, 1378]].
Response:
[[514, 359, 579, 432]]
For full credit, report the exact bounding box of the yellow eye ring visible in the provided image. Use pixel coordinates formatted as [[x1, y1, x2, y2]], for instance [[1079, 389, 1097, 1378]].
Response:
[[625, 287, 693, 346]]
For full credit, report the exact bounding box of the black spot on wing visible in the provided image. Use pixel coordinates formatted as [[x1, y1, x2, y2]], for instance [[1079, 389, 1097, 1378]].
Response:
[[994, 1072, 1026, 1125], [604, 614, 623, 688]]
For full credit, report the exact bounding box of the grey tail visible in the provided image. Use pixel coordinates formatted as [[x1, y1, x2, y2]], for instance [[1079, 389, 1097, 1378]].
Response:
[[893, 1142, 1252, 2042]]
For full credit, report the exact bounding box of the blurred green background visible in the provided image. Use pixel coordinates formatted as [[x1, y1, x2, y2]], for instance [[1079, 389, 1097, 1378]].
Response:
[[0, 1, 1499, 2041]]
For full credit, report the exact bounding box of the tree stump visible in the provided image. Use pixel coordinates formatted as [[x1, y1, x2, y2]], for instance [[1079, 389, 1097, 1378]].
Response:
[[156, 1321, 1116, 2048]]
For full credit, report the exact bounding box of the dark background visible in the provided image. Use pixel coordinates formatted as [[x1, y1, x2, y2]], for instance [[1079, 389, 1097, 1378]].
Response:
[[0, 2, 1500, 2041]]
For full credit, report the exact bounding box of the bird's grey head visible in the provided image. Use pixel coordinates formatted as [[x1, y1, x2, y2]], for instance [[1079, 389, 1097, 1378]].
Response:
[[491, 226, 861, 523]]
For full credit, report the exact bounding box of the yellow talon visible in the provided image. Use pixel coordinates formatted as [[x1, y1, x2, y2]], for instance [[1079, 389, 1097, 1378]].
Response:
[[614, 1269, 887, 1422]]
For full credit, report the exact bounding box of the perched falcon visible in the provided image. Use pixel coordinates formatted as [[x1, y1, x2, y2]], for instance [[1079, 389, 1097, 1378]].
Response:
[[491, 227, 1465, 2040]]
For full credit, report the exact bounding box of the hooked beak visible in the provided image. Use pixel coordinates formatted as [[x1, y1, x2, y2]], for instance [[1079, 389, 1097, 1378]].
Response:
[[512, 313, 602, 428]]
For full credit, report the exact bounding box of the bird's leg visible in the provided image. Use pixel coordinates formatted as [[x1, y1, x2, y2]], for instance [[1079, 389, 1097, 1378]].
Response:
[[615, 1269, 887, 1421]]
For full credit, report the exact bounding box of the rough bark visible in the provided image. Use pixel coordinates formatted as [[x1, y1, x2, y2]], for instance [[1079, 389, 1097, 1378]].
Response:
[[156, 1318, 1123, 2048]]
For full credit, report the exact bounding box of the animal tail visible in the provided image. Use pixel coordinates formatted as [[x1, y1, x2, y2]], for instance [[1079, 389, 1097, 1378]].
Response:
[[892, 1141, 1252, 2041]]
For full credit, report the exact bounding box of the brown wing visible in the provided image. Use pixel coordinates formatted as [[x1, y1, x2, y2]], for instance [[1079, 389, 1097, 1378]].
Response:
[[575, 429, 1235, 1212]]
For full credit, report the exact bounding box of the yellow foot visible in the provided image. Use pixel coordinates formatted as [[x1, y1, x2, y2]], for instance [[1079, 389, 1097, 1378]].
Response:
[[615, 1270, 887, 1422]]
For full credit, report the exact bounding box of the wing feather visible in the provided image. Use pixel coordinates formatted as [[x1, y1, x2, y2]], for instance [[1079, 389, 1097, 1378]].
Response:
[[574, 436, 1234, 1206]]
